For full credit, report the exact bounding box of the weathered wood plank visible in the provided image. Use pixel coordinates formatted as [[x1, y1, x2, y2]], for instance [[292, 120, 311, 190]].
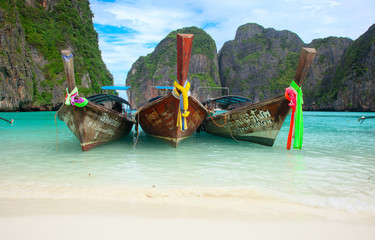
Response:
[[61, 49, 76, 92], [294, 47, 317, 86], [176, 34, 194, 87]]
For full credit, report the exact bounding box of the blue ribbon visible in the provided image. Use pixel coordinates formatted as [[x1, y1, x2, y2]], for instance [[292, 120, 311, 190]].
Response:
[[180, 92, 185, 130], [62, 54, 73, 62]]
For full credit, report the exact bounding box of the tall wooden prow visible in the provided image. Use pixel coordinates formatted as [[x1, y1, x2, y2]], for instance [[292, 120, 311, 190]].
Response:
[[294, 48, 317, 87], [176, 34, 194, 88], [61, 50, 76, 93]]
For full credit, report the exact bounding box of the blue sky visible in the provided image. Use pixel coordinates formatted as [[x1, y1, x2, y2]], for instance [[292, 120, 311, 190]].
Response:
[[89, 0, 374, 86]]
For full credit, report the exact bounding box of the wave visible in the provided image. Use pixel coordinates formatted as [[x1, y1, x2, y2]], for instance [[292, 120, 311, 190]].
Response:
[[1, 181, 375, 214]]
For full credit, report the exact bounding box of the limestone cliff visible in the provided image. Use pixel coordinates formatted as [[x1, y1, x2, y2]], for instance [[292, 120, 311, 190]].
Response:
[[218, 23, 304, 103], [218, 23, 374, 111], [303, 37, 353, 110], [126, 23, 375, 111], [126, 27, 220, 108], [0, 0, 113, 111], [314, 24, 375, 111]]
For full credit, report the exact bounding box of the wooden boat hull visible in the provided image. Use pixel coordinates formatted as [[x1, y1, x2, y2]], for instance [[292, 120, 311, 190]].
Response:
[[57, 102, 134, 151], [136, 92, 207, 147], [202, 96, 290, 146], [202, 47, 317, 147]]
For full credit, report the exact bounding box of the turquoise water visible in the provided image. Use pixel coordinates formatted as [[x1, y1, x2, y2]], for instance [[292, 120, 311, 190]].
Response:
[[0, 111, 374, 211]]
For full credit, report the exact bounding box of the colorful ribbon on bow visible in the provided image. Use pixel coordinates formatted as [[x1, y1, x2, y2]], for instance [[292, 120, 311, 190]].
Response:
[[62, 54, 73, 62], [285, 80, 304, 150], [173, 80, 190, 131], [65, 87, 88, 107]]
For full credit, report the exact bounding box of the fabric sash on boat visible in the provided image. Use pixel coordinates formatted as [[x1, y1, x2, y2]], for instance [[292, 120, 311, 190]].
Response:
[[173, 80, 191, 131], [65, 87, 88, 107], [285, 80, 303, 150]]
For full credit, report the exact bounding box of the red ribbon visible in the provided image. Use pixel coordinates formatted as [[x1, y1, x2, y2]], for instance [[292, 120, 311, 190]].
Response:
[[285, 87, 297, 150]]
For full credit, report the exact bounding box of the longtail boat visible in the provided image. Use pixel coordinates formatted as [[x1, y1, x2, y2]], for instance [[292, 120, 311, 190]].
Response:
[[57, 50, 134, 151], [135, 34, 207, 147], [201, 47, 316, 147], [358, 116, 375, 124], [0, 116, 13, 124]]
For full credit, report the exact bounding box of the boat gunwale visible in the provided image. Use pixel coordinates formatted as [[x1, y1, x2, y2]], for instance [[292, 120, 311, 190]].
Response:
[[204, 95, 287, 121], [58, 99, 135, 124], [135, 92, 208, 117]]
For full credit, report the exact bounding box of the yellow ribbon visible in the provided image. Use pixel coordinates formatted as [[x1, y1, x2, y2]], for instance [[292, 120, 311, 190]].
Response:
[[173, 80, 190, 130]]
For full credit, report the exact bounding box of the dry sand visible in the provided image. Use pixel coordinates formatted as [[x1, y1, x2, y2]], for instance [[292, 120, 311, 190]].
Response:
[[1, 197, 375, 240]]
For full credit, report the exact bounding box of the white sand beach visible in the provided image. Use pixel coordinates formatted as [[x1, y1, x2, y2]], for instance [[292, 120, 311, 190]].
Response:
[[1, 194, 375, 240]]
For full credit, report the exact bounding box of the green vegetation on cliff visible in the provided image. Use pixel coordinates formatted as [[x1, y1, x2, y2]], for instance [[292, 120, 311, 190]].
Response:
[[4, 0, 113, 104], [126, 22, 373, 111], [219, 23, 304, 101], [166, 27, 217, 60], [127, 26, 218, 95], [318, 25, 375, 105], [269, 51, 300, 92]]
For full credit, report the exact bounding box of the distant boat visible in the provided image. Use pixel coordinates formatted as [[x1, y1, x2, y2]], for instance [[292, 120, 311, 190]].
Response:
[[201, 47, 316, 147], [57, 50, 134, 151], [358, 116, 375, 124], [135, 34, 207, 147], [0, 116, 13, 124]]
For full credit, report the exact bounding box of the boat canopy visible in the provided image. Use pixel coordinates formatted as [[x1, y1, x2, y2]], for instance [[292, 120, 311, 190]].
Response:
[[154, 86, 174, 90], [87, 94, 131, 106], [202, 95, 252, 109], [101, 86, 130, 90]]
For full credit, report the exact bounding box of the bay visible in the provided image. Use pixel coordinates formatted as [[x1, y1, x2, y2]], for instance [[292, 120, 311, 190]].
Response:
[[0, 111, 374, 212]]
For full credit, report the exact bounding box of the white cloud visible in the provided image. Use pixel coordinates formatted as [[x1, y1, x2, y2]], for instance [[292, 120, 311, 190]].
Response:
[[89, 0, 375, 86]]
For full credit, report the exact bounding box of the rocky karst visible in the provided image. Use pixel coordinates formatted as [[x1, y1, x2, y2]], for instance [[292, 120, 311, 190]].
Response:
[[127, 23, 374, 111], [0, 0, 112, 111]]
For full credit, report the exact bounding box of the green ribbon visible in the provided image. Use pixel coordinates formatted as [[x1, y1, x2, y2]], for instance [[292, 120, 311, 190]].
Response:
[[290, 80, 303, 149], [65, 87, 78, 105], [74, 98, 88, 107], [65, 87, 88, 107]]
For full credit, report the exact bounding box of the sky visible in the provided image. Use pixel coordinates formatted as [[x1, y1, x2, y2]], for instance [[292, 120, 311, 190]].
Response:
[[89, 0, 374, 87]]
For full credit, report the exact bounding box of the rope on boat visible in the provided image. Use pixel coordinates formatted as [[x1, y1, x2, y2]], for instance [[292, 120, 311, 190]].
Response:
[[133, 121, 140, 147], [133, 106, 143, 147], [206, 107, 239, 143], [132, 122, 136, 144], [205, 105, 241, 142], [173, 80, 190, 131], [208, 111, 227, 128], [54, 111, 58, 152], [226, 111, 240, 143]]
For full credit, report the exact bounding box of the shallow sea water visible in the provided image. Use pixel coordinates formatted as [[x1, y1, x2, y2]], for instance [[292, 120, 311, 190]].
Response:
[[0, 111, 374, 212]]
